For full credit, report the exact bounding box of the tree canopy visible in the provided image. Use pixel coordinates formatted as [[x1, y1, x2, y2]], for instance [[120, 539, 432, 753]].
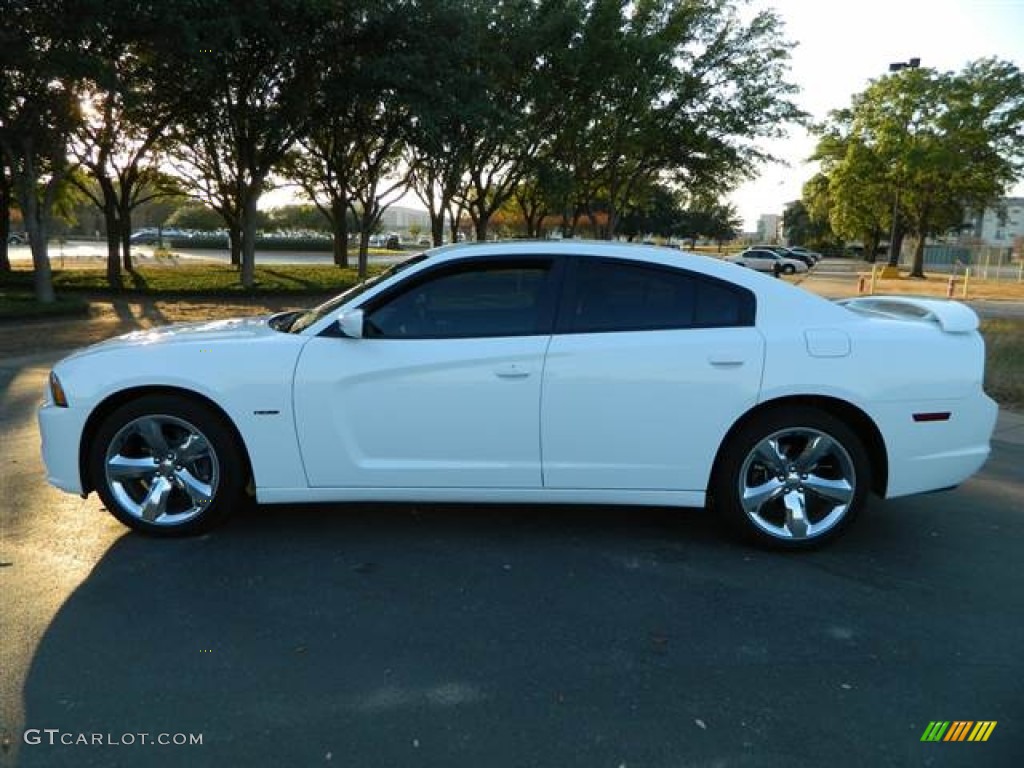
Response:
[[809, 58, 1024, 275], [3, 0, 806, 295]]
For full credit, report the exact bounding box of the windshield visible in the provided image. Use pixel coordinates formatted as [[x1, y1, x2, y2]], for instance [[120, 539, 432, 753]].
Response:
[[285, 254, 430, 334]]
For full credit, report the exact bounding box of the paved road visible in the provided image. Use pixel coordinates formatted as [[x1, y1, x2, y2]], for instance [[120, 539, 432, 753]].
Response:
[[5, 240, 411, 267], [2, 346, 1023, 766]]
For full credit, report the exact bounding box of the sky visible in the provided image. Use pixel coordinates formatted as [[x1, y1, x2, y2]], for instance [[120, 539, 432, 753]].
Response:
[[734, 0, 1024, 230]]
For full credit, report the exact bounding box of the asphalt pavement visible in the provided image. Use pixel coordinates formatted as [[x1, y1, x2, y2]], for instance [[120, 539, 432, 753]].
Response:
[[2, 343, 1023, 767]]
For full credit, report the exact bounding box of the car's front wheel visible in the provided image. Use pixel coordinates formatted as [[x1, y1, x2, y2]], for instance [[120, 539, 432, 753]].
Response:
[[89, 394, 246, 536], [712, 407, 870, 549]]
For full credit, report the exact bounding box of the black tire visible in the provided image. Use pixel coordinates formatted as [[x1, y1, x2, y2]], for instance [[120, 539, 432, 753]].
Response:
[[711, 406, 871, 550], [89, 394, 246, 536], [782, 264, 796, 275]]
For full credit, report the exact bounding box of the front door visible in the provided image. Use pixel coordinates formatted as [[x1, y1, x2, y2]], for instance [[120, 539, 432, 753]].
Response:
[[293, 257, 560, 488]]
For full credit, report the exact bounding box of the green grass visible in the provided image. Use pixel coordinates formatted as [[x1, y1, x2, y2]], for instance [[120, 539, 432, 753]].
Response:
[[981, 318, 1024, 409], [0, 290, 90, 321], [1, 264, 382, 296]]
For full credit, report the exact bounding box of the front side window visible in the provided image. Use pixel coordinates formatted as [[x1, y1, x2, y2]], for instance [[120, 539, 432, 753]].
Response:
[[563, 258, 753, 333], [365, 260, 555, 339]]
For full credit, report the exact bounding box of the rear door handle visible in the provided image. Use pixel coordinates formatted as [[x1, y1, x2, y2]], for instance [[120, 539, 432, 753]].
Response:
[[495, 363, 531, 379]]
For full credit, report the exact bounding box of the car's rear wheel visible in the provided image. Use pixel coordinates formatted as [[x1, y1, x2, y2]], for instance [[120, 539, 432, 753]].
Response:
[[782, 264, 796, 275], [712, 407, 870, 549], [89, 394, 245, 536]]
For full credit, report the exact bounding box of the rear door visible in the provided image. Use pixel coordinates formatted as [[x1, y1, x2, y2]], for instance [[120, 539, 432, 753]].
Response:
[[541, 257, 765, 491]]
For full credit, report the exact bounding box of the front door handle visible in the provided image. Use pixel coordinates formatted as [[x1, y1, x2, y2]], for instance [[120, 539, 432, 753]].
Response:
[[708, 354, 745, 367], [494, 363, 531, 379]]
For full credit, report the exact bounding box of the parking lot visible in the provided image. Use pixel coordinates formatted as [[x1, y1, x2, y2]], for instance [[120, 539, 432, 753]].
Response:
[[2, 318, 1023, 767]]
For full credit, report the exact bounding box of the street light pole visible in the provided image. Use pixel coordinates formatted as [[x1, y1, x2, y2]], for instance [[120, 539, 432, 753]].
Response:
[[884, 58, 920, 274]]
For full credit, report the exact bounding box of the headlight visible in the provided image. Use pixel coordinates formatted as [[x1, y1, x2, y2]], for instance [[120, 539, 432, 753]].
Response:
[[49, 371, 68, 407]]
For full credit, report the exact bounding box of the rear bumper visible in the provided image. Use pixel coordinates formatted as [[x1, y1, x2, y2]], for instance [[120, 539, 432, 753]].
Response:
[[877, 393, 998, 499]]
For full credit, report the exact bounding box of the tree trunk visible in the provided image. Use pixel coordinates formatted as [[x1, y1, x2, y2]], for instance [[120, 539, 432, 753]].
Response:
[[0, 171, 11, 272], [474, 217, 488, 243], [240, 190, 259, 289], [30, 236, 55, 304], [103, 206, 122, 289], [444, 198, 467, 246], [431, 214, 444, 247], [605, 207, 619, 241], [863, 232, 878, 264], [9, 145, 58, 301], [331, 196, 349, 268], [887, 222, 906, 268], [910, 235, 927, 278], [119, 197, 133, 272], [228, 223, 242, 267], [357, 230, 370, 278], [120, 213, 133, 273], [20, 187, 55, 303]]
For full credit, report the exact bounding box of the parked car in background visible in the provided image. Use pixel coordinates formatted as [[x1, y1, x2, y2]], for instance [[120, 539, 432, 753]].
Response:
[[129, 228, 185, 245], [6, 232, 27, 245], [733, 247, 808, 275], [368, 233, 402, 249], [777, 248, 816, 268], [38, 241, 997, 550], [752, 245, 817, 268], [786, 246, 822, 263]]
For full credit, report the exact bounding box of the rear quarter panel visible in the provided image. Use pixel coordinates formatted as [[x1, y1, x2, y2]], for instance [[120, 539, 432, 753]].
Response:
[[758, 311, 995, 498]]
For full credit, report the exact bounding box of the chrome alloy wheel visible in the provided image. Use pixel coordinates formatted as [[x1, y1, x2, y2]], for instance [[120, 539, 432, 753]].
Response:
[[104, 414, 220, 526], [737, 427, 856, 541]]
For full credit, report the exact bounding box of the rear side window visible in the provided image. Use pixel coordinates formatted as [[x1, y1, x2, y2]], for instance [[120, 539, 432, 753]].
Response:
[[561, 258, 753, 333]]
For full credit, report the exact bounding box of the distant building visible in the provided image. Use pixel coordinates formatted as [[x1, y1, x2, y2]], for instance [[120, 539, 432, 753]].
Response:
[[756, 214, 781, 243], [378, 205, 432, 237], [962, 197, 1024, 247]]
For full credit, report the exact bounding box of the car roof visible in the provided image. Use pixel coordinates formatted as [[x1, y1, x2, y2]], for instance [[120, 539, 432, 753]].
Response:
[[426, 240, 750, 279]]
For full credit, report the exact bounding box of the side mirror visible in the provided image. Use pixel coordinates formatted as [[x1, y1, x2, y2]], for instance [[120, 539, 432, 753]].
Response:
[[337, 309, 365, 339]]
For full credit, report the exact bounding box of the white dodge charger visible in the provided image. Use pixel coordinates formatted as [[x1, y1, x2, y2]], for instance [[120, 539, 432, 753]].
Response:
[[38, 242, 998, 548]]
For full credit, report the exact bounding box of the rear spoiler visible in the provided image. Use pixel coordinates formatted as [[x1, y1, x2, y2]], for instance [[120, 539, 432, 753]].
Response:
[[836, 296, 979, 333]]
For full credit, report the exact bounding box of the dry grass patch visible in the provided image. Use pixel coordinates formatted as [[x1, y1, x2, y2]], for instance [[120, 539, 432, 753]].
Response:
[[859, 272, 1024, 301], [981, 318, 1024, 409]]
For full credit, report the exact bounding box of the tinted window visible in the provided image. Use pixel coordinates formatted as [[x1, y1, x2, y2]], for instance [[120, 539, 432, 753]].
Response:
[[365, 262, 553, 339], [564, 259, 752, 333]]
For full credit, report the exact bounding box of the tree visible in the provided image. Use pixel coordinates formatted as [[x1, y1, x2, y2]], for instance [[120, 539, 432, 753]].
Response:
[[814, 59, 1024, 276], [404, 0, 481, 247], [288, 0, 420, 274], [162, 0, 329, 288], [452, 0, 577, 242], [165, 202, 227, 231], [264, 205, 332, 233], [548, 0, 803, 240], [782, 199, 835, 250], [0, 2, 86, 302], [68, 0, 182, 288], [619, 183, 685, 241]]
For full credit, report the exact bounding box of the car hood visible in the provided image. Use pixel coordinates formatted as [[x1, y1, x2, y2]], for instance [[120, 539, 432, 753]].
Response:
[[63, 315, 278, 361]]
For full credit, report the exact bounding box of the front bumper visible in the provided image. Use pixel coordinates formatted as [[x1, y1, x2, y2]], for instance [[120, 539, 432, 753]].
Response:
[[38, 401, 89, 495]]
